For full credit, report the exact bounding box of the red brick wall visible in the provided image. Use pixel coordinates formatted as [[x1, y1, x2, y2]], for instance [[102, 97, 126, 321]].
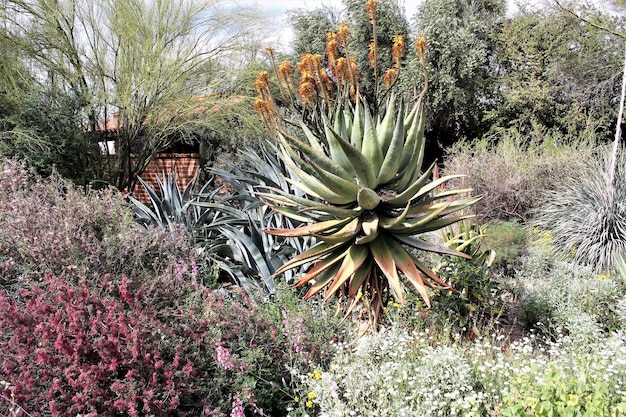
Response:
[[130, 153, 200, 203]]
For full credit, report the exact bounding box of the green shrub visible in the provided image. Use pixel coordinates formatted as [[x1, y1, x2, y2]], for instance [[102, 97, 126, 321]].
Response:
[[483, 220, 529, 275], [443, 128, 593, 222], [515, 246, 625, 339], [502, 337, 626, 417]]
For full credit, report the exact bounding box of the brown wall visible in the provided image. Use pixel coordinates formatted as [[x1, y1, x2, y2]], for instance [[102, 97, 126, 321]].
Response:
[[131, 153, 200, 203]]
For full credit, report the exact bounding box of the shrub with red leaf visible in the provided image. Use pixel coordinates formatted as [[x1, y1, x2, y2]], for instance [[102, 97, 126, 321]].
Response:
[[0, 272, 208, 416]]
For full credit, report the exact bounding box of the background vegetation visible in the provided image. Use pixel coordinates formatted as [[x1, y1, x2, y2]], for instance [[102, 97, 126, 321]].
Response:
[[2, 0, 626, 416]]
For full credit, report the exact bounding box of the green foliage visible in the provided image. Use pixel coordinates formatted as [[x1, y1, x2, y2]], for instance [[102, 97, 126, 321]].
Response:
[[489, 3, 625, 141], [291, 327, 626, 416], [533, 147, 626, 272], [415, 0, 505, 144], [515, 245, 625, 339], [289, 6, 341, 57], [502, 350, 626, 417], [430, 220, 503, 333], [443, 128, 593, 222], [0, 86, 102, 186], [483, 220, 528, 275]]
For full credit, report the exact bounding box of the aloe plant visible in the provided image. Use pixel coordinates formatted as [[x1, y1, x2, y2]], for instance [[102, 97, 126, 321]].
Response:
[[254, 11, 481, 324], [258, 93, 479, 324]]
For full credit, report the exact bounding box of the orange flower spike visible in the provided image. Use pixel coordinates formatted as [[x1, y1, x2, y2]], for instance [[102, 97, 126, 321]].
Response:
[[296, 53, 311, 74], [383, 68, 398, 87], [326, 32, 337, 72], [365, 0, 378, 21], [253, 97, 270, 115], [335, 57, 348, 84], [299, 71, 317, 105], [392, 35, 406, 66], [350, 57, 360, 83], [416, 34, 427, 63], [320, 68, 335, 96], [368, 41, 378, 69], [277, 61, 293, 84], [337, 21, 350, 47], [254, 70, 271, 96]]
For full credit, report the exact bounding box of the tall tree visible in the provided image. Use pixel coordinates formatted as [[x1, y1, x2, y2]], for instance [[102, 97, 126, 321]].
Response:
[[490, 2, 625, 140], [288, 0, 412, 108], [415, 0, 505, 147], [1, 0, 266, 191]]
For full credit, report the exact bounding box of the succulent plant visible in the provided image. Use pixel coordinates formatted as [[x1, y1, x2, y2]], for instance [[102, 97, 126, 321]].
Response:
[[254, 8, 481, 324], [259, 92, 480, 324]]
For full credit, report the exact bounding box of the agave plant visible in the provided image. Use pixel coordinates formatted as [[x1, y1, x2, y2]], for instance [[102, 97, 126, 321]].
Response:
[[259, 93, 480, 323], [128, 170, 226, 244]]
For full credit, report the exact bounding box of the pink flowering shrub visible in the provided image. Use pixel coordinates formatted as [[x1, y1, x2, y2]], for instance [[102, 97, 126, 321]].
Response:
[[0, 273, 333, 416], [0, 158, 341, 416], [0, 158, 193, 291]]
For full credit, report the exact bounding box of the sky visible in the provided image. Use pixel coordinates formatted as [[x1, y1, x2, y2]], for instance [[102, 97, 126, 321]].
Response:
[[228, 0, 423, 52]]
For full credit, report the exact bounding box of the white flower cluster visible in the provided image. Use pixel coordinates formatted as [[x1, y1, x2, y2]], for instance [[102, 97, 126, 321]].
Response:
[[291, 328, 626, 416]]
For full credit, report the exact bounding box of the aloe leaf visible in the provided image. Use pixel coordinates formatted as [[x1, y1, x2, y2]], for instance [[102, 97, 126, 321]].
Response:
[[377, 100, 406, 185], [385, 163, 436, 205], [394, 234, 472, 258], [265, 217, 352, 237], [348, 259, 372, 297], [274, 241, 348, 275], [394, 214, 475, 235], [314, 217, 361, 243], [387, 238, 431, 306], [304, 263, 341, 299], [399, 98, 425, 170], [377, 93, 396, 153], [351, 97, 364, 149], [369, 234, 404, 303], [361, 98, 384, 177], [300, 122, 325, 153], [379, 201, 411, 229], [296, 248, 348, 287], [327, 125, 377, 189], [324, 245, 369, 301], [279, 146, 354, 205], [278, 130, 354, 181]]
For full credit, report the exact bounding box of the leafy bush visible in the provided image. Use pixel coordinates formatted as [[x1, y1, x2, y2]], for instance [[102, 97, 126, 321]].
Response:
[[533, 147, 626, 272], [501, 336, 626, 417], [443, 128, 593, 222], [483, 220, 528, 275], [429, 220, 503, 335], [515, 246, 625, 339], [0, 158, 206, 291]]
